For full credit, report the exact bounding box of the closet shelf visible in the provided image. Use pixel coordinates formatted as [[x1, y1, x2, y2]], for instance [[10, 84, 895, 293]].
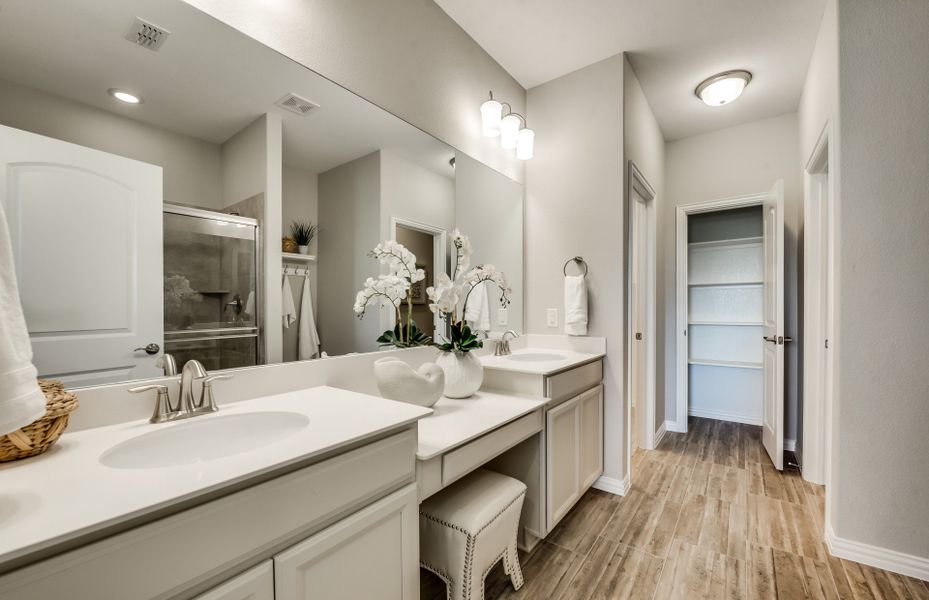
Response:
[[688, 281, 762, 287], [688, 236, 762, 249], [689, 321, 763, 327], [688, 358, 762, 370], [282, 252, 317, 263]]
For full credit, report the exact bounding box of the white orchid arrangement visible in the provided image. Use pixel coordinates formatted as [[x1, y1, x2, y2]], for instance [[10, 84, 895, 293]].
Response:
[[427, 230, 512, 354], [353, 240, 432, 347]]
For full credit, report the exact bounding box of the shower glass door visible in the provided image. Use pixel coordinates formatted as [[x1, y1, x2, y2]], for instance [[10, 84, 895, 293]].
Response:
[[163, 205, 260, 371]]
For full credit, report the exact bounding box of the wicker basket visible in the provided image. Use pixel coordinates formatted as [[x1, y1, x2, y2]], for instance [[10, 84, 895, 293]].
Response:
[[0, 379, 78, 462]]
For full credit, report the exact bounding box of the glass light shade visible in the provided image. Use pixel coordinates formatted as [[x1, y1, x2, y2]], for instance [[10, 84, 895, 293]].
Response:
[[480, 99, 502, 137], [516, 128, 534, 160], [695, 71, 751, 107], [500, 114, 520, 149]]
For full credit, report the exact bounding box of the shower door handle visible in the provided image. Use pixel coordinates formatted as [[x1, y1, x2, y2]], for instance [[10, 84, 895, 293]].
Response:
[[134, 343, 161, 355]]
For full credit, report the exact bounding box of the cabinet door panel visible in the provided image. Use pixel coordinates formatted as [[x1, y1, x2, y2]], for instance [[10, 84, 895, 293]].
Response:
[[546, 397, 580, 530], [579, 386, 604, 490], [274, 485, 418, 600], [194, 561, 273, 600]]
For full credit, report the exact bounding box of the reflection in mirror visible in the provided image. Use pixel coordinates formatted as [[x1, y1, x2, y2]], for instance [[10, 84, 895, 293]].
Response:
[[0, 0, 523, 387]]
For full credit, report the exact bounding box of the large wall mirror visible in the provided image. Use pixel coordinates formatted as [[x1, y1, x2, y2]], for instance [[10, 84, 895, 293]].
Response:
[[0, 0, 524, 387]]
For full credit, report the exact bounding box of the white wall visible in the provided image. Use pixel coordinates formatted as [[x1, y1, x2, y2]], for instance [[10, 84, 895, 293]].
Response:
[[317, 152, 382, 356], [831, 0, 929, 564], [282, 164, 319, 363], [662, 114, 801, 443], [379, 151, 455, 242], [623, 57, 666, 432], [526, 55, 626, 486], [182, 0, 525, 184], [454, 151, 525, 334], [0, 78, 222, 209]]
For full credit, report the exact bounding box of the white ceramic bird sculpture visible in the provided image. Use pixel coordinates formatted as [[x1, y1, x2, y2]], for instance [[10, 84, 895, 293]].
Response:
[[373, 357, 445, 407]]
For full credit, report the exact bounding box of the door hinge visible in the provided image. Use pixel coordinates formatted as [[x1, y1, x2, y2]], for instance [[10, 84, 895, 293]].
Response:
[[635, 332, 643, 341], [825, 339, 829, 349]]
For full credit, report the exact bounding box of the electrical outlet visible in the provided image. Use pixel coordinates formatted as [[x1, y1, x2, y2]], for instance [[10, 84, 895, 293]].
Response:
[[546, 308, 559, 328], [497, 308, 508, 326]]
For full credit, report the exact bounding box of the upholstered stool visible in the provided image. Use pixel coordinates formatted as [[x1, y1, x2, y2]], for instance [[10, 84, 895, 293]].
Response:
[[419, 469, 527, 600]]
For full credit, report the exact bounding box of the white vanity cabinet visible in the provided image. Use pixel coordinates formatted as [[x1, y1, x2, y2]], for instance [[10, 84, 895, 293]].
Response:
[[194, 561, 274, 600], [545, 385, 604, 530]]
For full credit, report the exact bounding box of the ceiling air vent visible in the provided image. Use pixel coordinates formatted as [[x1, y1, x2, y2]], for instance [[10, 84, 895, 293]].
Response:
[[275, 93, 320, 116], [125, 18, 171, 52]]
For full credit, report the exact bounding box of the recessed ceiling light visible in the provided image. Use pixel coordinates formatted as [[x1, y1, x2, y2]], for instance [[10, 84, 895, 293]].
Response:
[[695, 70, 752, 107], [108, 88, 143, 104]]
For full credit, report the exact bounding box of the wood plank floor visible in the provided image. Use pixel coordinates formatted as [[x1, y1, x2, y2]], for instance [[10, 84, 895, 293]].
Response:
[[420, 417, 929, 600]]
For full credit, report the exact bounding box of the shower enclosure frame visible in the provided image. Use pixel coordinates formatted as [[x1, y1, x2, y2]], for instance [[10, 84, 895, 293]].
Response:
[[162, 203, 263, 367]]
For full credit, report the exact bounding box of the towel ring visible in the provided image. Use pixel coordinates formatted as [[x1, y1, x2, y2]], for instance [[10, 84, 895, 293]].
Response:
[[563, 256, 588, 277]]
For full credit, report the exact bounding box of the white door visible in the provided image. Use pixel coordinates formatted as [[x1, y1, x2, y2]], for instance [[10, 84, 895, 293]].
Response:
[[0, 125, 163, 386], [761, 180, 786, 469], [630, 188, 651, 449]]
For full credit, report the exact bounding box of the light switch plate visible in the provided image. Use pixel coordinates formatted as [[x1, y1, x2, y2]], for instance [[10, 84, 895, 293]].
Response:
[[546, 308, 559, 328], [497, 308, 508, 326]]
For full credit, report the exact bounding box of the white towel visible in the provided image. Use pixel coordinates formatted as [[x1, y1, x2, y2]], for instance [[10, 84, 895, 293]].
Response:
[[0, 201, 46, 435], [243, 290, 255, 320], [282, 276, 297, 328], [464, 280, 491, 332], [297, 275, 320, 360], [564, 275, 588, 336]]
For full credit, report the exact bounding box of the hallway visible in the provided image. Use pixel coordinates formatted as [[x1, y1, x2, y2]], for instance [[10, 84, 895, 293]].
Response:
[[422, 417, 929, 599]]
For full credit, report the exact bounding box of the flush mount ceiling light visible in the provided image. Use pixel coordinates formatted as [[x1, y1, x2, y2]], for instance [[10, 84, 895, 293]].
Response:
[[480, 91, 534, 160], [694, 70, 752, 107], [108, 88, 143, 104]]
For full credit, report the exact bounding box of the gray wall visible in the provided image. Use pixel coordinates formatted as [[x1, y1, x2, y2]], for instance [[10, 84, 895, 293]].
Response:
[[663, 114, 802, 443], [0, 78, 222, 209], [526, 55, 626, 484], [454, 151, 525, 334], [623, 57, 667, 433], [317, 153, 382, 356], [833, 0, 929, 559], [182, 0, 526, 183], [282, 164, 319, 363]]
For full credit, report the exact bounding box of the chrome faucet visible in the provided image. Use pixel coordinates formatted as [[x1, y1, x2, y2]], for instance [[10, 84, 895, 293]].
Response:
[[129, 359, 233, 423], [494, 330, 520, 356]]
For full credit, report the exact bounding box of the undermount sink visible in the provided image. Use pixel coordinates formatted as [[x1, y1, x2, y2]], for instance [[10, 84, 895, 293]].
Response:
[[506, 352, 566, 362], [100, 411, 310, 470]]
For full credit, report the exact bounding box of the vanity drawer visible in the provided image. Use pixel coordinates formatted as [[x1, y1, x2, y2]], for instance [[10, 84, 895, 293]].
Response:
[[545, 360, 602, 402], [441, 410, 543, 486], [0, 428, 417, 600]]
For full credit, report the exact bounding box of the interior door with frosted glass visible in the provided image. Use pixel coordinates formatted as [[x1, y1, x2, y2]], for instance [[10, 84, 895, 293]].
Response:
[[0, 124, 163, 386], [762, 180, 785, 469]]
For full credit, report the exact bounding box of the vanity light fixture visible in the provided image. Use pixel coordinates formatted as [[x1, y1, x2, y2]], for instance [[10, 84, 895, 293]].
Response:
[[481, 91, 534, 160], [694, 70, 752, 107], [108, 88, 143, 104]]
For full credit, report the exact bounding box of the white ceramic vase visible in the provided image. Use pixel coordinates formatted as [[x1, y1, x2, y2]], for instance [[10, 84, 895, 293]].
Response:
[[297, 244, 310, 255], [373, 357, 444, 407], [435, 351, 483, 399]]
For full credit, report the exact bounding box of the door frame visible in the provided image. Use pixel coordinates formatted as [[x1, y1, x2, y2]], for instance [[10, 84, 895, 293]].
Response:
[[674, 192, 767, 433], [625, 161, 657, 465], [801, 122, 835, 486], [389, 216, 448, 340]]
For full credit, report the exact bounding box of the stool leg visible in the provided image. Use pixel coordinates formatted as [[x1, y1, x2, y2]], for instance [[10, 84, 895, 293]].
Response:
[[503, 543, 524, 591]]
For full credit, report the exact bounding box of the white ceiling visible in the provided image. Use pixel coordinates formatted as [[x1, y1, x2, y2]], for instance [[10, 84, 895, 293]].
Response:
[[0, 0, 455, 177], [435, 0, 826, 140]]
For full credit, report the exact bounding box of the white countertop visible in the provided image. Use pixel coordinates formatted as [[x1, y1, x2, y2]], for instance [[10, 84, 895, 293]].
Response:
[[479, 348, 604, 376], [0, 386, 430, 569], [416, 390, 548, 460]]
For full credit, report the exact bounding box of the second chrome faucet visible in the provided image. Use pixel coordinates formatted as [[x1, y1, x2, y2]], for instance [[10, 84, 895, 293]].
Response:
[[129, 358, 233, 423]]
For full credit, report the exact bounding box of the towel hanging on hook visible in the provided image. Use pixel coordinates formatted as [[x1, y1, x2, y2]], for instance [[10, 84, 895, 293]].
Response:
[[563, 256, 588, 277]]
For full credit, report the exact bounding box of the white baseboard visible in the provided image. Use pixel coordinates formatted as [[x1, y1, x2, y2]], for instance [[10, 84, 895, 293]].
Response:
[[784, 438, 796, 452], [653, 421, 667, 447], [593, 474, 628, 497], [826, 522, 929, 582], [688, 407, 762, 426], [666, 419, 686, 433]]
